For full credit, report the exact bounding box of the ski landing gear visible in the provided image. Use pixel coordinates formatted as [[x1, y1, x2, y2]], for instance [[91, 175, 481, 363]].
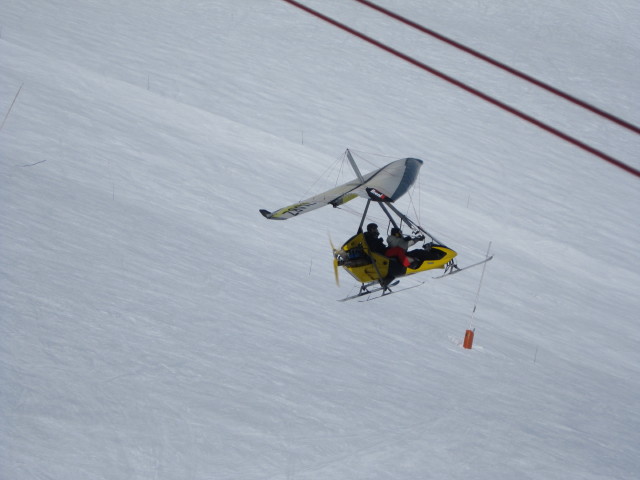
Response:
[[338, 280, 399, 302]]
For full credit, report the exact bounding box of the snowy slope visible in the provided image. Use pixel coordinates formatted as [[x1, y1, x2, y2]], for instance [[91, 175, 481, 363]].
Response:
[[1, 0, 639, 479]]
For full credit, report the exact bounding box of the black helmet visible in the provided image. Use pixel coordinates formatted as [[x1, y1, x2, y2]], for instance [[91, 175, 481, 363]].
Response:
[[391, 227, 401, 235], [366, 223, 378, 232]]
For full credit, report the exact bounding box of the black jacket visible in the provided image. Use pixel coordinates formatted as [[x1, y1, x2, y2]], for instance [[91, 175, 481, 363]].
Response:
[[363, 232, 387, 254]]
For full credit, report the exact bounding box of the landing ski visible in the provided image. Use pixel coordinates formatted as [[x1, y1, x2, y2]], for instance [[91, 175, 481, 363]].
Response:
[[338, 280, 399, 302], [358, 281, 425, 301], [433, 255, 494, 279]]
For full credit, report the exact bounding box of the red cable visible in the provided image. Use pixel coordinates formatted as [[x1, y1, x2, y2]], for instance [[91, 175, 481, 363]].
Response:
[[355, 0, 640, 136], [279, 0, 640, 178]]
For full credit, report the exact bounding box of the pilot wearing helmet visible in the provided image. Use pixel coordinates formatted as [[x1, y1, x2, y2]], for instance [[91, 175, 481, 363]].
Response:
[[363, 223, 387, 254]]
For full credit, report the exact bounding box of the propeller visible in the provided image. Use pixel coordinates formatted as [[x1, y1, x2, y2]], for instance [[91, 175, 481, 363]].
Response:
[[329, 235, 341, 286]]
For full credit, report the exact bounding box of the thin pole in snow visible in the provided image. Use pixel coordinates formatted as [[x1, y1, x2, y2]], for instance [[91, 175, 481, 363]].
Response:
[[463, 242, 491, 349], [1, 83, 23, 132], [468, 241, 492, 330]]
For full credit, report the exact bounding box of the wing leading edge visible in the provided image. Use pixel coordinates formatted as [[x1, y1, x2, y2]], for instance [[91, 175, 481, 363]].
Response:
[[260, 157, 423, 220]]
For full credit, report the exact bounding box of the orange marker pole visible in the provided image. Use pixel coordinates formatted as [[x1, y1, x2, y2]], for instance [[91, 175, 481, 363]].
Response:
[[463, 329, 475, 349], [464, 242, 491, 350]]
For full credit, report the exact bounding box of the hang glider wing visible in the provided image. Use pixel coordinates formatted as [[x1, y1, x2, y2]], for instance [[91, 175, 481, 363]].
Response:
[[260, 157, 423, 220]]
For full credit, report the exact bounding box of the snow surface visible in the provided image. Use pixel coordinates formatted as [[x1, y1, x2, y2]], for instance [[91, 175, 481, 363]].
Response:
[[1, 0, 639, 478]]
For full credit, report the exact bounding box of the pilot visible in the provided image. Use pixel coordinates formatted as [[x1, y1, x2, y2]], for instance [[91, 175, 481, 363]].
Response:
[[363, 223, 387, 254]]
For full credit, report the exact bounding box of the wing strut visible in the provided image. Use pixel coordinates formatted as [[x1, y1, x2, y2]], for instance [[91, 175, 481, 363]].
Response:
[[346, 149, 365, 182], [357, 199, 372, 233], [377, 202, 399, 230], [347, 149, 401, 232], [385, 203, 445, 246]]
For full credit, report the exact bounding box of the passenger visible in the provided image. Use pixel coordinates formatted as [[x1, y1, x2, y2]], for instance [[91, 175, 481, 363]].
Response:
[[386, 227, 426, 269]]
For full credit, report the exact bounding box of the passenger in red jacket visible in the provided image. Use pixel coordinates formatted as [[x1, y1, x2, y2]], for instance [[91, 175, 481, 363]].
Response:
[[386, 227, 426, 269]]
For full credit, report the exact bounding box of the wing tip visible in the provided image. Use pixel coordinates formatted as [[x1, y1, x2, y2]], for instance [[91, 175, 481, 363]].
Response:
[[260, 209, 286, 220]]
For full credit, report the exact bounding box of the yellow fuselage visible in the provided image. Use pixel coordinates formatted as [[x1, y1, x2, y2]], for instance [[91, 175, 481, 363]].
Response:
[[339, 233, 457, 284]]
